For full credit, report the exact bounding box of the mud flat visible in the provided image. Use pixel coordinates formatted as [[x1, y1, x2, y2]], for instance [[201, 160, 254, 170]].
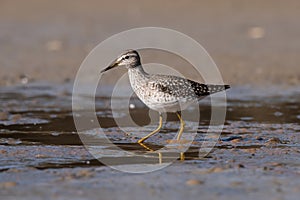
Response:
[[0, 84, 299, 199], [1, 0, 300, 199]]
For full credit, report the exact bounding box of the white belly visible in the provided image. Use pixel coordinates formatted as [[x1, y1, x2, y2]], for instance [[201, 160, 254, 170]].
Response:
[[136, 90, 195, 113]]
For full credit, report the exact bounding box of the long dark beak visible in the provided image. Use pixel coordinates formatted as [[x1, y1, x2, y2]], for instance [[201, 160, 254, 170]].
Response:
[[100, 60, 119, 73]]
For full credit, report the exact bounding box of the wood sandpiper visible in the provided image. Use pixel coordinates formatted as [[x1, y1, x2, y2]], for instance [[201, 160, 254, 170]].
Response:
[[101, 50, 230, 144]]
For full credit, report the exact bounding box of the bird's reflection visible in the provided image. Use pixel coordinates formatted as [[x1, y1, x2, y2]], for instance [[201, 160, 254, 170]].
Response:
[[138, 142, 186, 164]]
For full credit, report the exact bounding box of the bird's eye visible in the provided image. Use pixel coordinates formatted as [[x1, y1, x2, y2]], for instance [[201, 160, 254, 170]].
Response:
[[124, 56, 129, 59]]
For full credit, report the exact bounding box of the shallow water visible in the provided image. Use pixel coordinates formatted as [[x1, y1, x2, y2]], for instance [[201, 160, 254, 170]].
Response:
[[0, 83, 299, 171]]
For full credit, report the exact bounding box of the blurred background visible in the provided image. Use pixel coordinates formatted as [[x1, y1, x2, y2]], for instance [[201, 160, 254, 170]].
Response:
[[0, 0, 299, 86]]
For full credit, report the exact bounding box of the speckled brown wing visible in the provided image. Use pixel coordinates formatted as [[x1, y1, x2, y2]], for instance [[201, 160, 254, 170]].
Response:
[[149, 74, 230, 99]]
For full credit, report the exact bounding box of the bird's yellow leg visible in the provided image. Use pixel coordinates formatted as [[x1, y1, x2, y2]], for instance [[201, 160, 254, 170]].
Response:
[[180, 152, 185, 161], [176, 112, 185, 140], [138, 142, 154, 151], [138, 141, 163, 164], [138, 114, 163, 143]]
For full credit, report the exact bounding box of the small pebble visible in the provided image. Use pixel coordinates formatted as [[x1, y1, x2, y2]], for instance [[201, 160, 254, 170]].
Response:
[[0, 182, 17, 188], [11, 114, 22, 122], [6, 138, 22, 145], [231, 138, 242, 143], [263, 166, 273, 171], [0, 150, 7, 154], [186, 179, 204, 186], [51, 132, 60, 136], [240, 117, 253, 121], [208, 167, 224, 173], [0, 112, 8, 120], [273, 111, 283, 117], [237, 164, 245, 168], [35, 154, 47, 158], [255, 136, 264, 141], [266, 137, 282, 146]]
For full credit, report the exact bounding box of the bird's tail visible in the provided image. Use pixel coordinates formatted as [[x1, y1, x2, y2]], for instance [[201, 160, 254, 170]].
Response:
[[207, 84, 230, 95]]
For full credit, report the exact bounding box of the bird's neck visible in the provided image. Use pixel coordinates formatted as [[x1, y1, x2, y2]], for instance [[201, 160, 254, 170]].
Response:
[[128, 64, 148, 77], [128, 65, 149, 90]]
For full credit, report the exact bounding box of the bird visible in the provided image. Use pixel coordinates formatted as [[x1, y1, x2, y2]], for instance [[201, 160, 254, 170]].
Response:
[[100, 50, 230, 144]]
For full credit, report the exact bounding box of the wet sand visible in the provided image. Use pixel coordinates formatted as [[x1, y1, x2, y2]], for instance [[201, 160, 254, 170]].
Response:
[[1, 0, 300, 199], [0, 84, 299, 199]]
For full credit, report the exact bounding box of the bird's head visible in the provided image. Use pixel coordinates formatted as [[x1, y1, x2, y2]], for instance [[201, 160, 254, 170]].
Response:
[[101, 50, 141, 73]]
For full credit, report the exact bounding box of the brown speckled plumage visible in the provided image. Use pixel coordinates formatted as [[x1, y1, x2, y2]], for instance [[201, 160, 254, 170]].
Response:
[[128, 65, 229, 112], [101, 49, 230, 143]]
